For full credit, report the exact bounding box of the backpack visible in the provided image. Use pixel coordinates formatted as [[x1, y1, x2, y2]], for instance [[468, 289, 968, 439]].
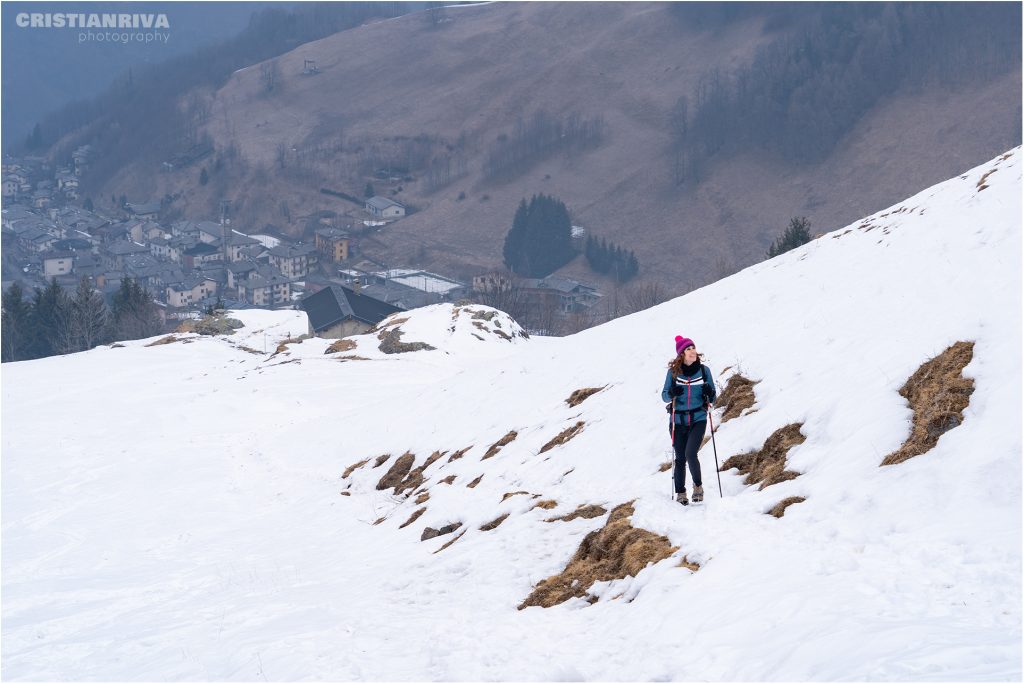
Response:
[[665, 364, 714, 414]]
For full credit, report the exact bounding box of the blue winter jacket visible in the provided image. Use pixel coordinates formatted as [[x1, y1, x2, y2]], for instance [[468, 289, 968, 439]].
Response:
[[662, 364, 717, 426]]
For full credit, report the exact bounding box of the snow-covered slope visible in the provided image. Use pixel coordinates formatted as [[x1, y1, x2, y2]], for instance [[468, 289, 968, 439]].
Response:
[[2, 149, 1021, 681]]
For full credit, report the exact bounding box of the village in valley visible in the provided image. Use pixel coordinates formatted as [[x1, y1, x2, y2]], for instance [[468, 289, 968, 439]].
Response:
[[1, 146, 606, 345]]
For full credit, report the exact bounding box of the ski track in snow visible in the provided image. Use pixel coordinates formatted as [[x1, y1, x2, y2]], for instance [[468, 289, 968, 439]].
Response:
[[2, 148, 1021, 680]]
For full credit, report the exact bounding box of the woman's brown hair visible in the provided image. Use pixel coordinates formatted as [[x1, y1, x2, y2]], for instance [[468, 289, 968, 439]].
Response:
[[668, 351, 703, 374]]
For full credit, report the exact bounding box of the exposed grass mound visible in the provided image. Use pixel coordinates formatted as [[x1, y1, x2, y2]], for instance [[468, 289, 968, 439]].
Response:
[[882, 341, 975, 466], [566, 387, 604, 407], [373, 454, 390, 468], [447, 446, 473, 463], [717, 374, 758, 422], [176, 314, 244, 336], [659, 461, 672, 472], [545, 504, 607, 523], [721, 423, 805, 489], [343, 458, 369, 479], [501, 491, 530, 502], [145, 335, 181, 347], [396, 451, 445, 494], [482, 431, 517, 460], [467, 475, 484, 488], [438, 475, 457, 485], [399, 507, 427, 529], [325, 338, 358, 354], [540, 421, 585, 454], [376, 452, 415, 491], [415, 492, 430, 504], [768, 496, 806, 518], [480, 513, 510, 531], [519, 503, 679, 609], [378, 328, 436, 354], [533, 499, 558, 510]]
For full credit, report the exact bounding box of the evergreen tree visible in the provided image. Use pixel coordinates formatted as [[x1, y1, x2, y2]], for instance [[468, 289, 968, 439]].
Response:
[[68, 278, 111, 352], [502, 195, 575, 277], [364, 182, 375, 198], [30, 279, 72, 357], [767, 216, 813, 258], [2, 282, 33, 362], [111, 279, 161, 341]]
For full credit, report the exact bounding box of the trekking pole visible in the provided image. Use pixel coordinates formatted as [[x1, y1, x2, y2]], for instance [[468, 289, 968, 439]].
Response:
[[670, 400, 676, 499], [706, 403, 723, 497]]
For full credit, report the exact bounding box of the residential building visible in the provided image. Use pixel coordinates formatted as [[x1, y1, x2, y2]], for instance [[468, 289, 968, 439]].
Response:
[[365, 196, 405, 219], [300, 284, 404, 338], [268, 243, 318, 278], [314, 227, 352, 262], [239, 274, 291, 307], [41, 251, 75, 277]]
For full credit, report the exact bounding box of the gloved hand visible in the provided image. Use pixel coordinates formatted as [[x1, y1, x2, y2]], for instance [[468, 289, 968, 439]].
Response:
[[669, 384, 684, 398], [702, 386, 714, 405]]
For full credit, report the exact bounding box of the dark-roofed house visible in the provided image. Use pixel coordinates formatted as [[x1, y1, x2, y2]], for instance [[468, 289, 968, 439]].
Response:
[[220, 233, 262, 262], [181, 242, 221, 269], [125, 200, 161, 219], [300, 284, 403, 338], [103, 240, 150, 270], [365, 196, 405, 219]]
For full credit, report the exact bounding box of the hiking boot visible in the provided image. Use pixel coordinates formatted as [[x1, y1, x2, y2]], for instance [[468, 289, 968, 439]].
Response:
[[692, 485, 704, 503], [675, 490, 689, 506]]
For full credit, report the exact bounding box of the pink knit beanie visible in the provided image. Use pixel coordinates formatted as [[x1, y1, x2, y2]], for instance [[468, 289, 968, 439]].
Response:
[[675, 335, 695, 355]]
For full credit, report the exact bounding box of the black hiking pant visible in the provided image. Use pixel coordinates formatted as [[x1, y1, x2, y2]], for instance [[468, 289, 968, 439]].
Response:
[[672, 419, 706, 492]]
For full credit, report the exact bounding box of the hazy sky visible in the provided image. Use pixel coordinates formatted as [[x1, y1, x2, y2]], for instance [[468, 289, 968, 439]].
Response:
[[1, 2, 277, 145]]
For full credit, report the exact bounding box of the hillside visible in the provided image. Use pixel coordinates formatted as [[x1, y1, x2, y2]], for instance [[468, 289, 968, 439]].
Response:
[[3, 149, 1020, 679], [93, 2, 1021, 293]]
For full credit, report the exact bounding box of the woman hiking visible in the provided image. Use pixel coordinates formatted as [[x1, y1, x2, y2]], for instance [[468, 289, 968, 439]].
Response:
[[662, 335, 717, 505]]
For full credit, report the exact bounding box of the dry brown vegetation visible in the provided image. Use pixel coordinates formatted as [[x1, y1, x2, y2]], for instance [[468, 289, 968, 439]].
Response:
[[540, 421, 585, 454], [373, 454, 390, 468], [717, 374, 758, 422], [467, 475, 484, 488], [721, 423, 806, 489], [433, 530, 466, 554], [447, 446, 473, 463], [519, 503, 680, 609], [482, 431, 518, 460], [882, 341, 975, 466], [145, 335, 181, 346], [545, 504, 607, 523], [566, 387, 605, 407], [438, 475, 457, 485], [977, 168, 997, 191], [325, 338, 358, 354], [376, 452, 415, 491], [480, 513, 510, 531], [501, 491, 530, 502], [415, 492, 430, 504], [336, 355, 371, 362], [399, 507, 427, 529], [378, 329, 436, 354], [393, 451, 446, 494], [533, 499, 558, 510], [343, 458, 369, 478], [659, 461, 672, 472], [767, 496, 806, 518]]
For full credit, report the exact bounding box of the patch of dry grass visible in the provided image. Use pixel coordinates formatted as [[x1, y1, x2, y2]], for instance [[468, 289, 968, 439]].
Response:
[[448, 446, 473, 463], [433, 530, 466, 554], [717, 374, 758, 422], [533, 499, 558, 510], [467, 475, 484, 488], [373, 454, 390, 468], [439, 475, 457, 485], [343, 458, 369, 479], [658, 461, 672, 472], [882, 341, 975, 466], [482, 431, 517, 460], [720, 423, 805, 489], [376, 452, 415, 491], [977, 168, 997, 191], [399, 507, 427, 529], [502, 491, 531, 502], [480, 513, 510, 531], [540, 421, 585, 454], [396, 451, 446, 494], [545, 504, 607, 523], [767, 496, 806, 518], [415, 492, 430, 504], [145, 335, 180, 346], [325, 338, 358, 354], [519, 503, 679, 609], [566, 387, 605, 407]]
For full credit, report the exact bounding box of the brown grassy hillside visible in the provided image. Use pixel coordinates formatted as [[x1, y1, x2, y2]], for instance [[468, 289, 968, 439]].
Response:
[[103, 2, 1021, 293]]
